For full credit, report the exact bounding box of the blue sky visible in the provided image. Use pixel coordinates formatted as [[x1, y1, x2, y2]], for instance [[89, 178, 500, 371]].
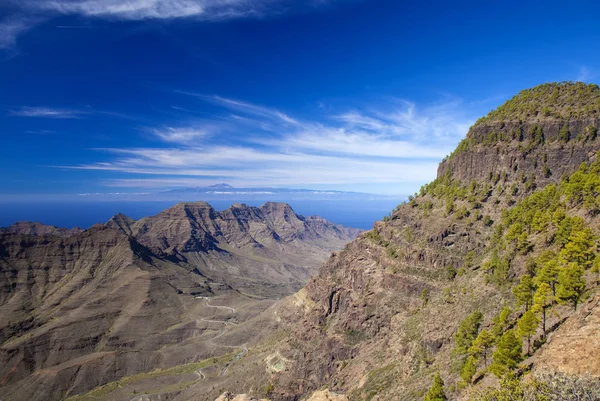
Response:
[[1, 0, 600, 198]]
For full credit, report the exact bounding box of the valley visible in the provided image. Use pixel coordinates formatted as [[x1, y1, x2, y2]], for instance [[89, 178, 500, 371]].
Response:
[[3, 84, 600, 401], [0, 202, 360, 401]]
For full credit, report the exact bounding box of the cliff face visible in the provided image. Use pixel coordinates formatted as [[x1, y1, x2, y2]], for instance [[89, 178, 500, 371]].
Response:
[[0, 202, 360, 401], [438, 119, 600, 185], [107, 202, 362, 297], [211, 83, 600, 401]]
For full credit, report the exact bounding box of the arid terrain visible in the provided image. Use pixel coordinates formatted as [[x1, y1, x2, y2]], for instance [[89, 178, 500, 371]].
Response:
[[4, 83, 600, 401], [0, 202, 361, 401]]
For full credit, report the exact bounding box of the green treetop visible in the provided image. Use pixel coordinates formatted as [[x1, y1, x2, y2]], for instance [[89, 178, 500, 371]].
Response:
[[461, 356, 479, 384], [491, 306, 512, 338], [537, 259, 560, 296], [454, 310, 484, 355], [469, 329, 495, 368], [512, 275, 535, 310], [490, 330, 523, 377], [556, 262, 586, 310], [559, 227, 597, 269], [424, 373, 447, 401], [517, 309, 539, 355]]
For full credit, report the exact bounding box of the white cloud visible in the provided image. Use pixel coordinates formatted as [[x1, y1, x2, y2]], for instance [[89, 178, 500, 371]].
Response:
[[151, 127, 210, 143], [0, 17, 34, 49], [9, 106, 87, 118], [41, 0, 207, 20], [3, 0, 336, 50], [212, 95, 299, 125], [65, 94, 475, 193]]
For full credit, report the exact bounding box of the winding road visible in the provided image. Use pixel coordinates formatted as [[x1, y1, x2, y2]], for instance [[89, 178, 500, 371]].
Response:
[[194, 297, 249, 378], [127, 297, 247, 401]]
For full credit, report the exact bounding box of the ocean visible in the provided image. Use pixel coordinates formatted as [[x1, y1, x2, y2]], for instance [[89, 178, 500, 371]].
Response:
[[0, 199, 404, 231]]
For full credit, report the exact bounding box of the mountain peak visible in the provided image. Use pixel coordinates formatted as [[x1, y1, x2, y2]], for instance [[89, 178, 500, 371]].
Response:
[[474, 81, 600, 127], [170, 201, 214, 210], [439, 82, 600, 186], [206, 183, 234, 189]]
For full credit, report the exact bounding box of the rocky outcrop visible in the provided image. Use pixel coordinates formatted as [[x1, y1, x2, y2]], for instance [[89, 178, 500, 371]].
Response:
[[438, 119, 600, 186]]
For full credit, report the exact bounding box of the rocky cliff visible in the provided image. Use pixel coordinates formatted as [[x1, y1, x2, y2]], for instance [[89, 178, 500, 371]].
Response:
[[0, 202, 360, 401], [107, 201, 362, 297], [201, 82, 600, 401]]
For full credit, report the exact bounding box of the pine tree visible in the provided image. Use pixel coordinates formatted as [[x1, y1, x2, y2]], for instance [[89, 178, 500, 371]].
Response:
[[424, 373, 447, 401], [532, 282, 553, 336], [512, 275, 535, 310], [517, 309, 539, 355], [460, 356, 478, 384], [454, 310, 484, 354], [490, 330, 523, 377], [491, 306, 512, 338], [517, 232, 531, 254], [559, 227, 597, 269], [469, 329, 494, 367], [537, 259, 560, 296], [421, 288, 430, 307], [556, 262, 586, 310]]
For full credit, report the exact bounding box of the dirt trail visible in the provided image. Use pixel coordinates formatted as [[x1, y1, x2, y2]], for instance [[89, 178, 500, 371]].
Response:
[[195, 297, 248, 378]]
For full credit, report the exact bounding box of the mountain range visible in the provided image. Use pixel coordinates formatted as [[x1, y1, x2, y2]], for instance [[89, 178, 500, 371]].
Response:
[[3, 82, 600, 401], [0, 202, 361, 401]]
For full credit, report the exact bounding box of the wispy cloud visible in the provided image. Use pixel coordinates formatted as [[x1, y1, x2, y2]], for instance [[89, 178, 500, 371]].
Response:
[[2, 0, 342, 50], [25, 129, 57, 134], [37, 0, 278, 21], [0, 16, 35, 50], [9, 106, 88, 119], [151, 127, 211, 143], [576, 65, 598, 82], [64, 93, 476, 194], [8, 105, 140, 120]]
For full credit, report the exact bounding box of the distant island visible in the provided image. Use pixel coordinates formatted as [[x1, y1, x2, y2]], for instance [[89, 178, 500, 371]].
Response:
[[78, 183, 400, 201]]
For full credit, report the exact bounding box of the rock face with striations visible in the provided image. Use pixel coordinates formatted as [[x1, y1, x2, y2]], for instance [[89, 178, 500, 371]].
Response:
[[0, 202, 360, 401], [438, 82, 600, 185], [106, 202, 362, 296], [206, 83, 600, 401]]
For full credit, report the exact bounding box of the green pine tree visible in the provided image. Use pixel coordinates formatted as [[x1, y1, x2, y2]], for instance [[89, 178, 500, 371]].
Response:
[[490, 330, 523, 377], [491, 306, 512, 338], [424, 373, 447, 401], [460, 356, 478, 384], [517, 309, 539, 355], [559, 227, 597, 269], [532, 282, 553, 336], [537, 259, 560, 296], [556, 262, 586, 310], [454, 310, 484, 354], [469, 329, 494, 367], [592, 256, 600, 285], [512, 275, 535, 310]]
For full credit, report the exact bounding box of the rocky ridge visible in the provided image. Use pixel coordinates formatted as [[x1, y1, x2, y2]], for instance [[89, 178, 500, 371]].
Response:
[[0, 202, 360, 401]]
